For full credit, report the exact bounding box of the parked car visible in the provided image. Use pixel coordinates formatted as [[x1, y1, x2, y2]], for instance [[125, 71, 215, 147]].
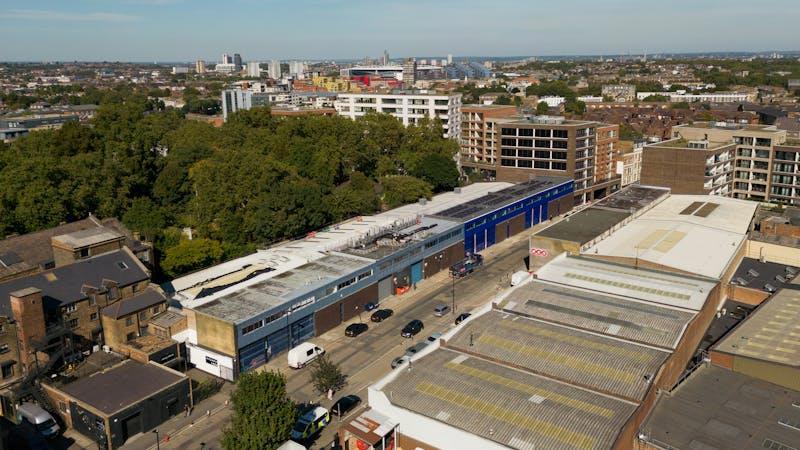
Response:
[[426, 332, 443, 344], [455, 313, 471, 325], [391, 355, 411, 369], [364, 302, 379, 311], [450, 254, 484, 278], [433, 304, 450, 317], [345, 323, 368, 337], [331, 395, 362, 417], [511, 270, 531, 286], [291, 406, 330, 441], [288, 342, 325, 369], [401, 319, 424, 338], [405, 342, 428, 357], [370, 308, 393, 322], [16, 403, 59, 439]]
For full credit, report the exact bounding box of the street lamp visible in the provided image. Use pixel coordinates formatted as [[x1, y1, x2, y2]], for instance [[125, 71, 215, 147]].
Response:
[[152, 429, 160, 450], [451, 274, 456, 315]]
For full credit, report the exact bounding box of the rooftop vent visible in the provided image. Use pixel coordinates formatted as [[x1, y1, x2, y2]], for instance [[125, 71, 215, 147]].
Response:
[[776, 275, 787, 283], [786, 267, 797, 276], [747, 269, 760, 277], [764, 283, 777, 293]]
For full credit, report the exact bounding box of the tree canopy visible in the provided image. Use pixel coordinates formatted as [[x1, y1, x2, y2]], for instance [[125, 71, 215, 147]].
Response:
[[0, 92, 461, 280], [222, 370, 296, 450]]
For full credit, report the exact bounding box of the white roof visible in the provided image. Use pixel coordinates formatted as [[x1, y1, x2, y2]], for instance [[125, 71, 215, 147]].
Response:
[[536, 255, 716, 311], [583, 195, 756, 279], [169, 183, 510, 301]]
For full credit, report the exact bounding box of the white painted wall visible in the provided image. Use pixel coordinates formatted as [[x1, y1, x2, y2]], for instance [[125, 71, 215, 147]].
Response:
[[188, 343, 235, 381]]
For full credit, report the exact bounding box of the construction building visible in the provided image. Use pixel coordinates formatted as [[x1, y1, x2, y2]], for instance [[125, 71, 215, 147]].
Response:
[[168, 180, 573, 380]]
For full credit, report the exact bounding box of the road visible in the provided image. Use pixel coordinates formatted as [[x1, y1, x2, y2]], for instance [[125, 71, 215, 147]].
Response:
[[138, 231, 532, 450]]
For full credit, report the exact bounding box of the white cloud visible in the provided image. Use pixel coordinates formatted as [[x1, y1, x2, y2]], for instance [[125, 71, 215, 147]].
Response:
[[0, 9, 139, 22]]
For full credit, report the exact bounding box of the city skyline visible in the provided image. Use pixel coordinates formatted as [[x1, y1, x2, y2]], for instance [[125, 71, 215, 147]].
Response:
[[1, 0, 799, 62]]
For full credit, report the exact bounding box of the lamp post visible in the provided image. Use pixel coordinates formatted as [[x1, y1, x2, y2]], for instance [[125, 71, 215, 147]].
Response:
[[153, 429, 160, 450], [451, 275, 456, 315]]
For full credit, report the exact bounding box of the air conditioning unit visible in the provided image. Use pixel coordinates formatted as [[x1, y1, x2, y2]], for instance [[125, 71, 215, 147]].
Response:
[[102, 345, 111, 353]]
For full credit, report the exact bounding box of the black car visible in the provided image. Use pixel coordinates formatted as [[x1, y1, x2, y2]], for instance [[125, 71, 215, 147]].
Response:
[[331, 394, 361, 417], [401, 319, 424, 338], [370, 308, 394, 322], [364, 302, 379, 311], [345, 323, 368, 337], [455, 312, 471, 325]]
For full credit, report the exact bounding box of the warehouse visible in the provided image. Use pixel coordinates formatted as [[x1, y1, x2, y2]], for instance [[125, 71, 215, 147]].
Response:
[[432, 177, 573, 255], [529, 185, 669, 270], [169, 182, 539, 379]]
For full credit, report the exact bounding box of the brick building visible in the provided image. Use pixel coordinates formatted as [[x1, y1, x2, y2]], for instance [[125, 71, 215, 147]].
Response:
[[459, 104, 518, 178]]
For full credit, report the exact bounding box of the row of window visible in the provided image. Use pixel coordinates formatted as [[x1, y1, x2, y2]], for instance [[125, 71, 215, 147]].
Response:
[[501, 128, 570, 138], [500, 139, 570, 149], [501, 159, 567, 170], [500, 149, 568, 159]]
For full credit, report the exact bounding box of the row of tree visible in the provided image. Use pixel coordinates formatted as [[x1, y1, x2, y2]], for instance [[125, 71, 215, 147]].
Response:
[[0, 89, 461, 279]]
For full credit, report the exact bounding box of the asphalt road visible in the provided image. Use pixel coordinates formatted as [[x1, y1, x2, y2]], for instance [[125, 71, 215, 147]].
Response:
[[137, 232, 532, 450]]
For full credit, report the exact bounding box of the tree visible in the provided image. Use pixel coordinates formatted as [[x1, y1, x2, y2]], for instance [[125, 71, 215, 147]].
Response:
[[309, 355, 347, 396], [161, 238, 224, 277], [642, 94, 669, 102], [380, 176, 433, 209], [619, 123, 644, 141], [495, 95, 512, 105], [564, 99, 586, 115], [221, 371, 296, 450], [122, 197, 167, 242], [536, 101, 549, 115], [671, 101, 691, 110], [411, 153, 459, 192]]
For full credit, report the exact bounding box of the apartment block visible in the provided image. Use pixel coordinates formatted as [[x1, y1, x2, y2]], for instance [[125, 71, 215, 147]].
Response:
[[642, 122, 800, 203], [495, 116, 621, 203], [601, 84, 636, 102], [640, 139, 735, 196], [615, 143, 643, 187], [334, 91, 462, 139], [459, 104, 518, 177], [221, 89, 271, 120]]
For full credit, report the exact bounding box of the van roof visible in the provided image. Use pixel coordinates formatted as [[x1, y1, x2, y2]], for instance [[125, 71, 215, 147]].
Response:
[[302, 406, 328, 420], [291, 342, 317, 350], [17, 402, 52, 422]]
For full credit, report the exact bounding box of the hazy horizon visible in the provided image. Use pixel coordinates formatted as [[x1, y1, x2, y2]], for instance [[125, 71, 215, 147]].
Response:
[[2, 0, 799, 62]]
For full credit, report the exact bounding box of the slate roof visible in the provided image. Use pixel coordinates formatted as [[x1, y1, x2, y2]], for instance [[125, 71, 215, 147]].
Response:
[[101, 287, 165, 319]]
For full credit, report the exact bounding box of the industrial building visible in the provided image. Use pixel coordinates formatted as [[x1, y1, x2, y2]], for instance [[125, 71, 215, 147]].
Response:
[[169, 180, 572, 380]]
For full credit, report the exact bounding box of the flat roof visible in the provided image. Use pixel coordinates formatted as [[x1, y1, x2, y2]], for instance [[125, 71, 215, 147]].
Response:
[[713, 287, 800, 367], [52, 227, 123, 249], [536, 256, 716, 311], [432, 177, 570, 222], [731, 257, 799, 293], [169, 182, 513, 299], [649, 138, 732, 149], [448, 310, 669, 401], [535, 208, 631, 245], [591, 185, 669, 212], [641, 365, 800, 450], [340, 216, 460, 260], [58, 360, 185, 416], [584, 195, 757, 279], [193, 253, 372, 324], [382, 348, 637, 450], [499, 280, 696, 350]]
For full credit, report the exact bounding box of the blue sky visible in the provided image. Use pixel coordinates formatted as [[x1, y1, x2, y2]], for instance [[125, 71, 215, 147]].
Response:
[[1, 0, 799, 62]]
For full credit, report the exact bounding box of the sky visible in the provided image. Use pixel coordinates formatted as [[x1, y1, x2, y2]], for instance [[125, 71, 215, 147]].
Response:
[[1, 0, 799, 62]]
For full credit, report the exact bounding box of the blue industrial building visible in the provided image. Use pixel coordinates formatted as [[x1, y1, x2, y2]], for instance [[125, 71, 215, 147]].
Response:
[[172, 179, 573, 379]]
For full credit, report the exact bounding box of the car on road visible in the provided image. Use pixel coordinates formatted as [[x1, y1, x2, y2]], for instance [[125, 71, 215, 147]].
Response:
[[455, 312, 471, 325], [405, 342, 428, 357], [345, 323, 368, 337], [370, 308, 393, 322], [433, 303, 450, 317], [331, 395, 361, 417], [391, 355, 410, 369], [401, 319, 424, 337], [364, 302, 379, 311], [291, 406, 330, 441], [426, 332, 443, 344], [288, 342, 325, 369]]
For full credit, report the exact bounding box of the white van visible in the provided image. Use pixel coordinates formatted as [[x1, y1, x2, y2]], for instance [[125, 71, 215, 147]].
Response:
[[511, 271, 531, 286], [17, 402, 60, 438], [287, 342, 325, 369]]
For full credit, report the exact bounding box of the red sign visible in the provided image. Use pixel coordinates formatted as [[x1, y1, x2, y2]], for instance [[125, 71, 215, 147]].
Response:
[[530, 247, 550, 257]]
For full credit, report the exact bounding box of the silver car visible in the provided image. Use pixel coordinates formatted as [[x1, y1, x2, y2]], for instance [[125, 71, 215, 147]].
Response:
[[433, 304, 450, 317]]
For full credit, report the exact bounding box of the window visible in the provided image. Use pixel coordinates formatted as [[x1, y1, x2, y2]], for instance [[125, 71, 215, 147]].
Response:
[[67, 318, 78, 329], [78, 248, 90, 258], [132, 283, 139, 293], [552, 151, 568, 160], [337, 277, 356, 290], [357, 270, 373, 281], [64, 304, 77, 313], [242, 319, 264, 335], [518, 149, 533, 158], [1, 364, 12, 379], [152, 305, 160, 314], [517, 160, 532, 168], [535, 140, 550, 148], [138, 311, 147, 321], [534, 161, 550, 169], [0, 344, 8, 354], [553, 130, 568, 138], [519, 128, 533, 136], [501, 128, 516, 136], [501, 159, 515, 167], [90, 312, 98, 321], [501, 138, 516, 146], [552, 141, 568, 149], [518, 139, 533, 148], [534, 151, 550, 159], [205, 356, 218, 367], [553, 162, 567, 170], [535, 129, 550, 137], [125, 317, 134, 326], [291, 296, 315, 313], [88, 295, 96, 306], [306, 349, 314, 356], [501, 148, 516, 157]]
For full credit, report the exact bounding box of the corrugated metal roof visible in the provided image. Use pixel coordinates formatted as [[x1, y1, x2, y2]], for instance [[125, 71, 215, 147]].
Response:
[[448, 310, 669, 402], [501, 281, 696, 350], [383, 348, 637, 450], [713, 288, 800, 366]]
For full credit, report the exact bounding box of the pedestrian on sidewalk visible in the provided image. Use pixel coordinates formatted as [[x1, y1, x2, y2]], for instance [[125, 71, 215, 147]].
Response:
[[185, 404, 190, 417]]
